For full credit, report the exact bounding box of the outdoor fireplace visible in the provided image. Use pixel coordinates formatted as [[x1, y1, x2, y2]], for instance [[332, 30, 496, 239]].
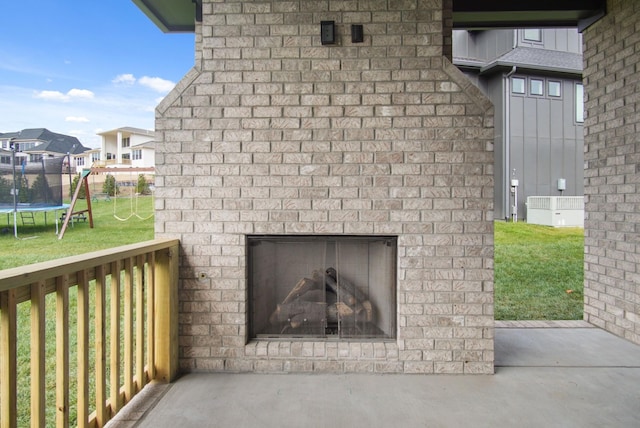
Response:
[[248, 235, 397, 340], [154, 0, 495, 374]]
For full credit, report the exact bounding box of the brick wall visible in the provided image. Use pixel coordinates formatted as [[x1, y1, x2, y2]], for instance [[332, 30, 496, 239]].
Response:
[[155, 0, 495, 374], [582, 0, 640, 345]]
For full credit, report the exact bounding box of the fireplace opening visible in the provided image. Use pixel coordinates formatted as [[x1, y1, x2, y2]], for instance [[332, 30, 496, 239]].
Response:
[[248, 235, 397, 340]]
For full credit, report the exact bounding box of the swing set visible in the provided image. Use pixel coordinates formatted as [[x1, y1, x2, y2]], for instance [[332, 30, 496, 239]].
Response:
[[58, 167, 155, 239]]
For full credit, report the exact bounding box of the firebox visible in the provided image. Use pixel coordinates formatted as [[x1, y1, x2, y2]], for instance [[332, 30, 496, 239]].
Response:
[[248, 235, 397, 340]]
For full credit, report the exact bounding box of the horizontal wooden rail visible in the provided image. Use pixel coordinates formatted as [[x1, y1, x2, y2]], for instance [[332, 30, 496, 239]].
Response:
[[0, 239, 179, 428]]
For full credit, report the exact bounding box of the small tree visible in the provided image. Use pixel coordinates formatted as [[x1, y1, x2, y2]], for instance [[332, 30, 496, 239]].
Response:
[[31, 172, 53, 203], [70, 174, 86, 199], [136, 174, 150, 195], [103, 174, 119, 197], [18, 176, 30, 203], [0, 176, 11, 204]]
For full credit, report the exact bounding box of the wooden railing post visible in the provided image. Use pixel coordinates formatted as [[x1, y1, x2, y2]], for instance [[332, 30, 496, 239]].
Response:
[[153, 244, 179, 382], [0, 289, 17, 428]]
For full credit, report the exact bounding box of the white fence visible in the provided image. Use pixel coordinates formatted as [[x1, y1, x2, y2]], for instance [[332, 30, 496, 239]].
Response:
[[526, 196, 584, 227]]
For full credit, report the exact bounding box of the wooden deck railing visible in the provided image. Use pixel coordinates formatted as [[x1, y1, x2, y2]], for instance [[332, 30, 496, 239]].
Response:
[[0, 239, 179, 427]]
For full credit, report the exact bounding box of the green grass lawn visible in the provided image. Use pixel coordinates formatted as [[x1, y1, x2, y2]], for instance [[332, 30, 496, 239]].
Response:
[[2, 209, 585, 319], [494, 221, 584, 320], [0, 195, 154, 270], [1, 196, 154, 426]]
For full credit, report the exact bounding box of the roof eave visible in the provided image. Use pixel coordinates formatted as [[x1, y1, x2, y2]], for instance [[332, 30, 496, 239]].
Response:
[[453, 0, 606, 32], [480, 61, 582, 77], [133, 0, 606, 34], [132, 0, 197, 33]]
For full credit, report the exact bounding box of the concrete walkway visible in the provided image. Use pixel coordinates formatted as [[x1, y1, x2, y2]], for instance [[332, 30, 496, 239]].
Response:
[[109, 322, 640, 428]]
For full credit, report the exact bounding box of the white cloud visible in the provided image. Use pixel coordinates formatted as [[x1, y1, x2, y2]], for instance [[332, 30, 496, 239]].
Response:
[[112, 73, 136, 85], [34, 90, 68, 101], [34, 88, 95, 102], [67, 88, 94, 99], [65, 116, 89, 123], [138, 76, 175, 93]]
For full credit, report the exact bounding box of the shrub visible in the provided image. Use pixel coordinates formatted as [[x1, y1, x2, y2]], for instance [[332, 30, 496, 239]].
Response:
[[103, 174, 119, 197], [136, 174, 150, 195], [70, 174, 86, 199], [31, 172, 53, 203]]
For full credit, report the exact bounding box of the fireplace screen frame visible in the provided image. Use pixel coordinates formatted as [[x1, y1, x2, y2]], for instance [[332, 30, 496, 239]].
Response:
[[247, 235, 397, 340]]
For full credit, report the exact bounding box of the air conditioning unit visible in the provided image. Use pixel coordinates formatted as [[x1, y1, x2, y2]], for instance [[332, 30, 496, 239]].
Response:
[[526, 196, 584, 227]]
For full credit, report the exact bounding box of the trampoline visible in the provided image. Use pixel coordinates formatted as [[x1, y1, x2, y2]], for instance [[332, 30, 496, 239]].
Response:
[[0, 154, 68, 238]]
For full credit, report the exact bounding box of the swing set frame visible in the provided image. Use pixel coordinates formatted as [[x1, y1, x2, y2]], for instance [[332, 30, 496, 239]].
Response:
[[58, 167, 154, 239]]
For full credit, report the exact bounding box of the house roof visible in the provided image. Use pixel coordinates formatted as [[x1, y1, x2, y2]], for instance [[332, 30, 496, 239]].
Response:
[[133, 0, 606, 33], [98, 127, 154, 137], [134, 140, 156, 149], [1, 128, 88, 155], [0, 132, 20, 139], [477, 47, 583, 76]]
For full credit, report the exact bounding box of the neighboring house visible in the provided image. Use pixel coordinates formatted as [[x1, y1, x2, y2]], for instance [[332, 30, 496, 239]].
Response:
[[453, 28, 584, 220], [93, 127, 155, 169], [0, 128, 89, 171]]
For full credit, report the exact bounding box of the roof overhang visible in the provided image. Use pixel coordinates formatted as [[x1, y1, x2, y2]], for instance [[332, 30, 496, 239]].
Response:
[[132, 0, 200, 33], [133, 0, 606, 34], [453, 0, 606, 32]]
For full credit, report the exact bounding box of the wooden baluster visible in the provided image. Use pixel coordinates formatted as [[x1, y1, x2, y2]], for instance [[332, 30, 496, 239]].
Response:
[[135, 255, 145, 392], [30, 281, 46, 427], [77, 270, 89, 428], [124, 258, 134, 403], [95, 265, 107, 426], [1, 289, 17, 428], [109, 260, 121, 417], [56, 275, 70, 428], [146, 252, 156, 381]]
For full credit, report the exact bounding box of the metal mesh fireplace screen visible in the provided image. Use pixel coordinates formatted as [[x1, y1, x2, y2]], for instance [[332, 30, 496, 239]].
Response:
[[248, 235, 397, 339]]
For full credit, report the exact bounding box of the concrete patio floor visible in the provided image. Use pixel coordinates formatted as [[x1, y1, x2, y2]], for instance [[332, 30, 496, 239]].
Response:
[[108, 321, 640, 428]]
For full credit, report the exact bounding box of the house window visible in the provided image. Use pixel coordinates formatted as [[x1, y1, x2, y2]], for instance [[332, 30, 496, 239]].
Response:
[[576, 84, 584, 123], [76, 157, 85, 166], [1, 156, 10, 165], [530, 79, 544, 96], [91, 153, 100, 162], [122, 153, 131, 160], [17, 142, 35, 152], [132, 149, 142, 160], [523, 29, 542, 42], [548, 81, 561, 97], [512, 77, 525, 94], [122, 137, 130, 148], [30, 154, 43, 163]]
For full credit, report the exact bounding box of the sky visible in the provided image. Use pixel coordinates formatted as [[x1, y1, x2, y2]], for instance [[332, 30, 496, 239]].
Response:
[[0, 1, 195, 148]]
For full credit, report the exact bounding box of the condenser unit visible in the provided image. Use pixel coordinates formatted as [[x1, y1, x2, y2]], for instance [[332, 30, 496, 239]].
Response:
[[526, 196, 584, 227]]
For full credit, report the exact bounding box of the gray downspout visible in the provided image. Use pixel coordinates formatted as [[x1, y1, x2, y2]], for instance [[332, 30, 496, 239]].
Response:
[[504, 66, 517, 220]]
